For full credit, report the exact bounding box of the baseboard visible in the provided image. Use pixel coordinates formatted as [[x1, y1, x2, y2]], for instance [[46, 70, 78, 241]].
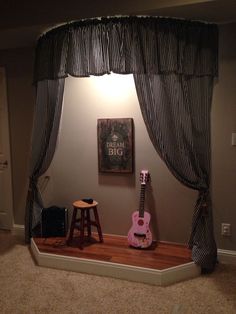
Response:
[[12, 224, 25, 241], [218, 249, 236, 265]]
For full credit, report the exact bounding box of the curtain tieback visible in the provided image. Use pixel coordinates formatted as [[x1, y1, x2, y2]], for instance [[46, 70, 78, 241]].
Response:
[[198, 190, 210, 217], [29, 177, 38, 192], [188, 189, 210, 248]]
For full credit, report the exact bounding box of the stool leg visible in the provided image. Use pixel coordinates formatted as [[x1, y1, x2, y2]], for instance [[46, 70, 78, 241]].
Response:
[[86, 209, 92, 239], [79, 209, 85, 249], [67, 207, 77, 245], [93, 206, 103, 243]]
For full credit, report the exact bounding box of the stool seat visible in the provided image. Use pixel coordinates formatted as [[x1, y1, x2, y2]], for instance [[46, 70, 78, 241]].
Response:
[[73, 200, 98, 208], [67, 199, 103, 249]]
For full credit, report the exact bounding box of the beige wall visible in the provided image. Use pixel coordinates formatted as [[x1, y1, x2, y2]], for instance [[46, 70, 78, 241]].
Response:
[[212, 23, 236, 250], [0, 23, 235, 250], [44, 75, 196, 243]]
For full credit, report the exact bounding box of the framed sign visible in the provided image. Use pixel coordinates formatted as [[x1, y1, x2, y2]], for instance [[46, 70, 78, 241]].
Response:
[[97, 118, 134, 173]]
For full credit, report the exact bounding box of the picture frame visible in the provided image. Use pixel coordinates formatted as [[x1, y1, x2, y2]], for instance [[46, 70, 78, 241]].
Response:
[[97, 118, 134, 173]]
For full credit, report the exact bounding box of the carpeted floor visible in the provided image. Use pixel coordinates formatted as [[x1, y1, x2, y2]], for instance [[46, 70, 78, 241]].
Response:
[[0, 230, 235, 314]]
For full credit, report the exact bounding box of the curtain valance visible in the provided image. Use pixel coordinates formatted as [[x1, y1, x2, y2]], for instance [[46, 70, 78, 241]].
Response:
[[34, 16, 218, 82]]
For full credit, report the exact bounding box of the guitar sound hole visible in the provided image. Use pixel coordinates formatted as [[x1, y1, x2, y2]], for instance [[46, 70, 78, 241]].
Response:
[[134, 233, 146, 238], [138, 219, 144, 226]]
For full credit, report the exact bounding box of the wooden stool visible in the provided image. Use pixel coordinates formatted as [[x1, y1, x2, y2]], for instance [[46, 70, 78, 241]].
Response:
[[67, 200, 103, 249]]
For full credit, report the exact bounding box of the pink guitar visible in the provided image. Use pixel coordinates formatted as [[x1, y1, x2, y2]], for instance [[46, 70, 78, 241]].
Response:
[[128, 170, 152, 249]]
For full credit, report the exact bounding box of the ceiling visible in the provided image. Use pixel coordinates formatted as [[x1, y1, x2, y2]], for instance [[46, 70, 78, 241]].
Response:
[[0, 0, 235, 50]]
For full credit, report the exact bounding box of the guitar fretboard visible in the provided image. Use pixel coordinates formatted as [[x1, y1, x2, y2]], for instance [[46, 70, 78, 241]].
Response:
[[139, 184, 146, 218]]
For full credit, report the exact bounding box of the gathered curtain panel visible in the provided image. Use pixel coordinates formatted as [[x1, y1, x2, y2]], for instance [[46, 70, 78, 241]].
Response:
[[27, 16, 218, 271], [25, 79, 65, 241], [133, 73, 216, 270]]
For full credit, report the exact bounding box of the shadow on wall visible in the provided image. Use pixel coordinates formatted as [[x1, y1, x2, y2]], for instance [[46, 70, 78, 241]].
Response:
[[146, 184, 159, 241], [98, 172, 136, 186]]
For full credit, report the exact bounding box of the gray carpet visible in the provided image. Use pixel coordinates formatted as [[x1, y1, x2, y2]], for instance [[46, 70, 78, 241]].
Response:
[[0, 230, 235, 314]]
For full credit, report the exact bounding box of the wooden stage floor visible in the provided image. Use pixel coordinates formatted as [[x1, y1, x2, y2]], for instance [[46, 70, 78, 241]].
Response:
[[33, 233, 192, 271]]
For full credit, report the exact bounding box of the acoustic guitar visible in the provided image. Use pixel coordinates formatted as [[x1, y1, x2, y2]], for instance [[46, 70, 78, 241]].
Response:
[[127, 170, 152, 249]]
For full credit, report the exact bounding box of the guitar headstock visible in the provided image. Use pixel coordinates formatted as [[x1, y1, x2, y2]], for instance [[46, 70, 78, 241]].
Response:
[[140, 170, 150, 185]]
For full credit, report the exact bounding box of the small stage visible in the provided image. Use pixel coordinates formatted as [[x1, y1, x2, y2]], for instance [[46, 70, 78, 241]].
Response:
[[31, 233, 200, 286]]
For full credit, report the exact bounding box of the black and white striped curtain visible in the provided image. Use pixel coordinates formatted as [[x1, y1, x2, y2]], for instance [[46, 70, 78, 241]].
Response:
[[28, 16, 218, 271], [133, 74, 217, 271], [34, 17, 218, 80], [25, 79, 65, 241]]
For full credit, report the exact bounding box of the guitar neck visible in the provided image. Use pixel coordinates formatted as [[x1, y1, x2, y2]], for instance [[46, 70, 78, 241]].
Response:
[[139, 184, 146, 218]]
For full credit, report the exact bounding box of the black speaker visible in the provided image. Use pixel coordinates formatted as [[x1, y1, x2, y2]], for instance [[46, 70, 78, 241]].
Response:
[[41, 206, 68, 237]]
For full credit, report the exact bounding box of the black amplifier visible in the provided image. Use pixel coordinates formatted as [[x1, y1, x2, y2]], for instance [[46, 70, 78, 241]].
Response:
[[41, 206, 68, 237]]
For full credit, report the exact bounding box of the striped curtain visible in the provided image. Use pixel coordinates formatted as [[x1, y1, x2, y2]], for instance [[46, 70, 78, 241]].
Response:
[[29, 16, 218, 270], [133, 74, 217, 271], [34, 17, 218, 81], [25, 79, 65, 242]]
